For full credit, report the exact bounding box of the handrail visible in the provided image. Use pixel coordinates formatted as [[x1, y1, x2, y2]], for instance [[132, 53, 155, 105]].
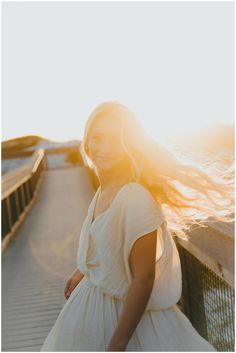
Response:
[[2, 149, 47, 245], [175, 233, 234, 288], [2, 149, 46, 200], [31, 149, 45, 173], [175, 229, 234, 351]]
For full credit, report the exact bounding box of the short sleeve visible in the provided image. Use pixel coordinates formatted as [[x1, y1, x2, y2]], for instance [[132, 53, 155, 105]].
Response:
[[122, 183, 166, 283]]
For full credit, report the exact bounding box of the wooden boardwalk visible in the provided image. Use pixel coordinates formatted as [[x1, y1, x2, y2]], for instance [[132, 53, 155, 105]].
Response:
[[2, 166, 95, 351]]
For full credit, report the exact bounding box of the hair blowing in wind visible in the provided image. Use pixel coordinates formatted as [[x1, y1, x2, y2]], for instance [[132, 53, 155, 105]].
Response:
[[82, 101, 234, 240]]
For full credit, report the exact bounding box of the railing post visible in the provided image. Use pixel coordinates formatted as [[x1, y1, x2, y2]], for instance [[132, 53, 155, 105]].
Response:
[[28, 178, 33, 199], [5, 197, 12, 233], [2, 199, 11, 239], [176, 242, 192, 318], [25, 181, 31, 202], [20, 184, 26, 209], [14, 190, 20, 220]]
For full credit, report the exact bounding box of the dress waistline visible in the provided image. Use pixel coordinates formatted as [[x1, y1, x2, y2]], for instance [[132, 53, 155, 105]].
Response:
[[82, 275, 126, 302]]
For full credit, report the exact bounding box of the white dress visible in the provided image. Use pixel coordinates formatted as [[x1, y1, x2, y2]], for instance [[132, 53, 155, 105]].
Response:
[[40, 182, 217, 351]]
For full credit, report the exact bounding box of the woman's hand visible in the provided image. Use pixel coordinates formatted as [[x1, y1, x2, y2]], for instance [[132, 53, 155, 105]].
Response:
[[106, 343, 126, 351], [106, 339, 127, 351], [64, 268, 84, 300]]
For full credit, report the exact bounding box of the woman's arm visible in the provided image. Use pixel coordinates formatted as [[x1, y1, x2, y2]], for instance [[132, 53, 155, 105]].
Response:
[[106, 230, 157, 351], [107, 276, 155, 351]]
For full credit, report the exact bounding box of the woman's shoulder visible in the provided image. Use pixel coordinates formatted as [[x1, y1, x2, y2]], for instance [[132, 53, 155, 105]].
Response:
[[123, 182, 162, 208], [126, 182, 157, 198], [125, 181, 150, 193], [121, 182, 166, 234]]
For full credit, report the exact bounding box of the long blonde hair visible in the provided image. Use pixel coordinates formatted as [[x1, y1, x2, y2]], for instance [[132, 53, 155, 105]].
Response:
[[82, 101, 234, 240]]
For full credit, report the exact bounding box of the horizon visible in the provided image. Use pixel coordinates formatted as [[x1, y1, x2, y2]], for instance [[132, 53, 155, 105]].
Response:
[[2, 122, 234, 146]]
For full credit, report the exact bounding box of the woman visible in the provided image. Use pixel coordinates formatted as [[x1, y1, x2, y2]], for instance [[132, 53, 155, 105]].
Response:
[[41, 101, 234, 351]]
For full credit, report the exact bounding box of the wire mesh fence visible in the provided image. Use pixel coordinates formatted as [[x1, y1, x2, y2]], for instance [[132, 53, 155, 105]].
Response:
[[176, 244, 235, 352]]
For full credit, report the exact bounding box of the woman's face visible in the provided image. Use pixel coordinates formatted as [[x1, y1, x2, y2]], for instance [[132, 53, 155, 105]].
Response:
[[87, 117, 126, 170]]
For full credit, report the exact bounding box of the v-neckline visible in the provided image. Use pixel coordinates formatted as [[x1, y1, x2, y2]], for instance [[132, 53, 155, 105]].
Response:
[[90, 182, 133, 227]]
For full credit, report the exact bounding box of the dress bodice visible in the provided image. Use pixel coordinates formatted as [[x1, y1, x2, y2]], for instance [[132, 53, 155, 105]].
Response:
[[76, 182, 182, 311]]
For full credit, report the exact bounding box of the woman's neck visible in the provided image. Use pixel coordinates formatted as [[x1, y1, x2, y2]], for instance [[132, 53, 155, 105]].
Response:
[[98, 170, 134, 192]]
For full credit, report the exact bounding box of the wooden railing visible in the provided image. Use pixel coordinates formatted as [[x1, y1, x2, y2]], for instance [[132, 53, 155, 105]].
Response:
[[2, 149, 47, 252], [174, 220, 234, 351]]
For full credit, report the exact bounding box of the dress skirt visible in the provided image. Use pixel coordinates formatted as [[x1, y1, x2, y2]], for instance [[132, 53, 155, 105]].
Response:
[[40, 276, 217, 352]]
